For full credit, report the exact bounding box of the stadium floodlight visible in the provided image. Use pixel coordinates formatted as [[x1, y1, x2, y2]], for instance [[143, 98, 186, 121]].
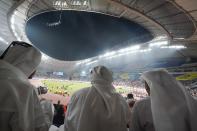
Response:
[[103, 51, 116, 57], [139, 48, 152, 53], [105, 55, 117, 60], [83, 0, 88, 5], [174, 37, 185, 40], [118, 45, 140, 53], [160, 46, 169, 49], [53, 0, 89, 9], [97, 44, 154, 60], [124, 50, 138, 55], [0, 37, 9, 44], [84, 58, 91, 63], [99, 51, 116, 59], [76, 62, 81, 65], [126, 45, 140, 51], [81, 71, 86, 76], [149, 41, 168, 47], [111, 52, 124, 58], [118, 48, 127, 53], [76, 59, 91, 65], [154, 35, 168, 41], [161, 45, 186, 49], [98, 55, 103, 59], [169, 45, 186, 49], [86, 60, 98, 65], [76, 61, 83, 65]]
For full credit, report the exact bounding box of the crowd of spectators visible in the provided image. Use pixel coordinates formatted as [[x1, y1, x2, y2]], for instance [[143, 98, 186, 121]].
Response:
[[1, 41, 197, 131]]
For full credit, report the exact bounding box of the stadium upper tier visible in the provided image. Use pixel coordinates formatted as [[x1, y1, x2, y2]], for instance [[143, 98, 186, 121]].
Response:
[[0, 0, 197, 70]]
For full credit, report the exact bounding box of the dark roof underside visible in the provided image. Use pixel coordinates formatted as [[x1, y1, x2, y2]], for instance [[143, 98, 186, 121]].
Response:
[[26, 10, 153, 61]]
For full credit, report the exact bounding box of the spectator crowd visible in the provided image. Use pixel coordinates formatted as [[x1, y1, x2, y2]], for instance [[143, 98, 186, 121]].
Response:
[[0, 41, 197, 131]]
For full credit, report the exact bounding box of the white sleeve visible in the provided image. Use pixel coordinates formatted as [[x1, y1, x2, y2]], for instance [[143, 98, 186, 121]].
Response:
[[32, 90, 49, 130], [8, 89, 49, 131], [64, 93, 77, 131]]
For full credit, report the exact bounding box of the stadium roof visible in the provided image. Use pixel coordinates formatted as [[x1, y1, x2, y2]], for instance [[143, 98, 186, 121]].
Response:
[[25, 10, 153, 60], [0, 0, 197, 71]]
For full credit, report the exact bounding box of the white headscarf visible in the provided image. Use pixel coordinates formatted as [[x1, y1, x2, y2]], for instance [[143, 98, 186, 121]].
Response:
[[3, 42, 41, 77], [141, 69, 197, 131], [65, 66, 131, 131], [0, 42, 47, 131]]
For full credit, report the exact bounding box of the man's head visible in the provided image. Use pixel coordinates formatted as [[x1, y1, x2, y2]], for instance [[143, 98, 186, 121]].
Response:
[[58, 100, 61, 105], [1, 41, 41, 78], [90, 65, 113, 84], [145, 81, 150, 96], [127, 93, 134, 99]]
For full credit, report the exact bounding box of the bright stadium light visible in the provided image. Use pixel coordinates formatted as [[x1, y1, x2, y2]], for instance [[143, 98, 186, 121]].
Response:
[[169, 45, 186, 49], [96, 44, 155, 60], [126, 45, 140, 51], [161, 45, 186, 49], [123, 50, 138, 55], [149, 41, 168, 47], [53, 0, 89, 9], [118, 45, 140, 53], [174, 37, 185, 40], [99, 51, 116, 58], [76, 59, 92, 65], [84, 58, 91, 63], [83, 0, 88, 5], [99, 45, 140, 59], [86, 60, 98, 65], [105, 55, 117, 60], [81, 71, 86, 76], [76, 61, 82, 65], [103, 51, 116, 57], [154, 35, 168, 41], [139, 48, 152, 52]]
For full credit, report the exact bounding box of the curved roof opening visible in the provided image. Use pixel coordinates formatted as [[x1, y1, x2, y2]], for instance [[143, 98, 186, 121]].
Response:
[[26, 10, 153, 61]]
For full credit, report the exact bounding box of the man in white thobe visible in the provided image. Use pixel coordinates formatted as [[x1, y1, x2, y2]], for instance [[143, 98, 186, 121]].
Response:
[[130, 81, 155, 131], [0, 41, 49, 131], [64, 66, 131, 131], [141, 69, 197, 131]]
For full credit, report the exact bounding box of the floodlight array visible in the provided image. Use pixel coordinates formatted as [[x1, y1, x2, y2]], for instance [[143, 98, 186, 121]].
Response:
[[81, 71, 86, 76], [149, 41, 168, 47], [161, 45, 186, 49], [76, 36, 187, 66], [53, 0, 89, 9], [85, 60, 98, 65], [99, 45, 150, 60], [76, 58, 92, 65]]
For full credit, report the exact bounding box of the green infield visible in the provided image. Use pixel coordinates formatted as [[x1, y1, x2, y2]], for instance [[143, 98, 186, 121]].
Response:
[[42, 80, 129, 95]]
